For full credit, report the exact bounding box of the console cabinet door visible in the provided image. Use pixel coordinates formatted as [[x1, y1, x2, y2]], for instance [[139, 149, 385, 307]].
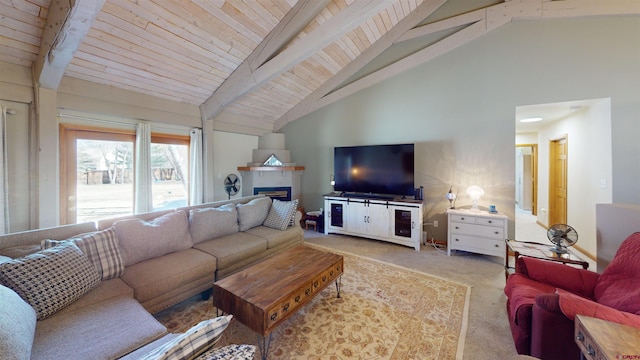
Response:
[[346, 201, 368, 234], [366, 202, 390, 238], [324, 199, 347, 233], [389, 206, 421, 246]]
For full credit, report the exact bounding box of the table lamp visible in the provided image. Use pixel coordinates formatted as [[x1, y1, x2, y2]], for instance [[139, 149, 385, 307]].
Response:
[[446, 186, 456, 209], [466, 185, 484, 211]]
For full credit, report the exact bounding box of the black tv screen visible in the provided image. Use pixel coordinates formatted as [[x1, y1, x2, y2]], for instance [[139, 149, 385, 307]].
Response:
[[334, 144, 414, 197]]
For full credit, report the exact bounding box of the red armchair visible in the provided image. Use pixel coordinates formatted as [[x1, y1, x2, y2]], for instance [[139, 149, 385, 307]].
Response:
[[504, 232, 640, 360]]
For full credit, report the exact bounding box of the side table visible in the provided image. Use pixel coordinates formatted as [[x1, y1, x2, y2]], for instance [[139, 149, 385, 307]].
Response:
[[504, 239, 588, 279], [575, 315, 640, 360]]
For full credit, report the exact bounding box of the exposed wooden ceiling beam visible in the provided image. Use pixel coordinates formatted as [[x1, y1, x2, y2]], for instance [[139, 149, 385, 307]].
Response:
[[201, 0, 392, 122], [34, 0, 105, 89], [274, 0, 448, 130]]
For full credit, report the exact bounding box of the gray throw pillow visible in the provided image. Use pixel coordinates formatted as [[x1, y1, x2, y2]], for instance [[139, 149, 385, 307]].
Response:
[[236, 197, 272, 231], [0, 242, 101, 320], [0, 285, 37, 360]]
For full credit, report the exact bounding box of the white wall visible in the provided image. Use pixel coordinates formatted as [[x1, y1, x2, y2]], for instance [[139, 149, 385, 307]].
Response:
[[212, 131, 258, 201]]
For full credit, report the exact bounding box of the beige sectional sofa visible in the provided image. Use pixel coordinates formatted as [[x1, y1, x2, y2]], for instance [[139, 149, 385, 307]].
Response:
[[0, 195, 303, 360]]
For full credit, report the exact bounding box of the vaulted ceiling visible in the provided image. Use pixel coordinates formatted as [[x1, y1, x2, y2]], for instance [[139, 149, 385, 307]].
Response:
[[1, 0, 637, 135]]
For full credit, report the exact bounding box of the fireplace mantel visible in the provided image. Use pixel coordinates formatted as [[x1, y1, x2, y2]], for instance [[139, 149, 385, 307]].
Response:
[[237, 166, 305, 172]]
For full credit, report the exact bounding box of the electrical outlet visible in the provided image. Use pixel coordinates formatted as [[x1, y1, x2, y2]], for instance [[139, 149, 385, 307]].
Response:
[[433, 220, 438, 227]]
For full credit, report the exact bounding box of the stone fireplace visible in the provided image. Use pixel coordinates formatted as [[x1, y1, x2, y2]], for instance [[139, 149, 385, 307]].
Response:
[[238, 133, 304, 202]]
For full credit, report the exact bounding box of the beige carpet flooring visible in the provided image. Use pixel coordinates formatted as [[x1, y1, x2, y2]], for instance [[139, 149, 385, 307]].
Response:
[[155, 242, 472, 359], [303, 231, 518, 360]]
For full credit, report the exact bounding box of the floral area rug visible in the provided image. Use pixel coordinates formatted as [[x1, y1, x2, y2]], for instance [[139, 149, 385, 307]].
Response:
[[154, 245, 470, 359]]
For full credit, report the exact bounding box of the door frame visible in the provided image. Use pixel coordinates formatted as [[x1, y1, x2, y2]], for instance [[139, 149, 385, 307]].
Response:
[[548, 135, 568, 227], [515, 144, 538, 216]]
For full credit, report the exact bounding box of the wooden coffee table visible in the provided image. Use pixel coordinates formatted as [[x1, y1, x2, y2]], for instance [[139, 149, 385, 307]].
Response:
[[212, 246, 343, 359]]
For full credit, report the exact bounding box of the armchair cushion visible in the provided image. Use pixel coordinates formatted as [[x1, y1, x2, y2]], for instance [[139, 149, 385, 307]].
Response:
[[593, 232, 640, 314], [516, 257, 599, 299]]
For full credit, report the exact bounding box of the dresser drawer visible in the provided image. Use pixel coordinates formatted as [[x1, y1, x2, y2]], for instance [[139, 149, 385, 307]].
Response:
[[450, 214, 476, 224], [476, 217, 505, 227], [450, 222, 505, 239], [450, 234, 504, 255]]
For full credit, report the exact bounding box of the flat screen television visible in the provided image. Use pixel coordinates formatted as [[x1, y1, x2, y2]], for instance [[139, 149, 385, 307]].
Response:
[[334, 143, 414, 197]]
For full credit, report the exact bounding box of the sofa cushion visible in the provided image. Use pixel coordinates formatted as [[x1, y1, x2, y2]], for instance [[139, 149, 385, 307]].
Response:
[[54, 278, 134, 317], [114, 210, 194, 266], [33, 296, 167, 360], [0, 244, 41, 258], [41, 227, 124, 280], [140, 315, 232, 360], [0, 285, 36, 360], [120, 248, 216, 304], [263, 199, 298, 231], [194, 232, 267, 270], [593, 232, 640, 314], [189, 204, 239, 244], [236, 197, 271, 231], [244, 225, 302, 249], [0, 242, 101, 320]]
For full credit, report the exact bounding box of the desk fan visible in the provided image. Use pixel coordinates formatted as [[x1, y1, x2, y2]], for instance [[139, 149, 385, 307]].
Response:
[[547, 224, 578, 254]]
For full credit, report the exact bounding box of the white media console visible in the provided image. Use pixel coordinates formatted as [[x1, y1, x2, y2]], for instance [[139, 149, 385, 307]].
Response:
[[324, 194, 423, 251]]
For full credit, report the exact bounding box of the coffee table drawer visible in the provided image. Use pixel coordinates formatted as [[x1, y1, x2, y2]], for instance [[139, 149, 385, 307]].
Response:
[[313, 262, 342, 292], [266, 282, 313, 328]]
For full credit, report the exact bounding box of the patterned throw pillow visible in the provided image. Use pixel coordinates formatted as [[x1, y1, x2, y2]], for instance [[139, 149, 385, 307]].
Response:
[[263, 199, 299, 231], [0, 242, 101, 320], [140, 315, 233, 360], [193, 344, 257, 360], [41, 227, 124, 280]]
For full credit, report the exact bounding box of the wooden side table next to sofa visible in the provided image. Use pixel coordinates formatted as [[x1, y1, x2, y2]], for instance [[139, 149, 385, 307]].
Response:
[[575, 315, 640, 360]]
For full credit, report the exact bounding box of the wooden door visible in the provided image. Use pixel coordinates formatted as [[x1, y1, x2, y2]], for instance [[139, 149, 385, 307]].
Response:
[[548, 137, 567, 226]]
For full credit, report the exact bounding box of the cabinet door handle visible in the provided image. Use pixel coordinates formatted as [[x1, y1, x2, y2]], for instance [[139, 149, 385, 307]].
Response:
[[455, 238, 459, 242], [488, 220, 493, 223], [461, 217, 465, 220], [455, 226, 459, 229], [494, 244, 499, 248], [495, 231, 499, 235], [411, 221, 415, 229]]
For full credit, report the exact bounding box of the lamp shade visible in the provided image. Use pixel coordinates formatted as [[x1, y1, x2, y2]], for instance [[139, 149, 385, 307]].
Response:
[[466, 185, 484, 210]]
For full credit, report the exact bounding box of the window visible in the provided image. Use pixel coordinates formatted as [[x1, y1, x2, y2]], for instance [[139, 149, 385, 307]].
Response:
[[60, 124, 190, 224], [151, 134, 189, 211]]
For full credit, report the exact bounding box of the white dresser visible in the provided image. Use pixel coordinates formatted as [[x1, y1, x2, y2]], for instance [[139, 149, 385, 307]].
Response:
[[447, 208, 508, 258]]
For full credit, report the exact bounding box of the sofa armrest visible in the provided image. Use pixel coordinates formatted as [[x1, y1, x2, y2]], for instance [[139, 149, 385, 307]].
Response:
[[517, 257, 599, 298], [556, 288, 640, 328], [531, 293, 580, 360]]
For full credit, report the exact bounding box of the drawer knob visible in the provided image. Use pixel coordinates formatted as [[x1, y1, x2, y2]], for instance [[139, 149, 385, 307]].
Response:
[[461, 217, 465, 220], [271, 312, 278, 321], [488, 220, 492, 223], [495, 244, 499, 248], [576, 332, 585, 342], [587, 345, 595, 356], [455, 238, 459, 242], [495, 231, 499, 234], [455, 226, 459, 229]]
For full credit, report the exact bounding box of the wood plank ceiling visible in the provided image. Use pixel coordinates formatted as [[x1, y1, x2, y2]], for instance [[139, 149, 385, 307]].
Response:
[[1, 0, 638, 135]]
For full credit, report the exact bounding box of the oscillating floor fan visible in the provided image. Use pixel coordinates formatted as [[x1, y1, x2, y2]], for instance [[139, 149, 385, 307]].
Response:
[[223, 174, 240, 199], [547, 224, 578, 255]]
